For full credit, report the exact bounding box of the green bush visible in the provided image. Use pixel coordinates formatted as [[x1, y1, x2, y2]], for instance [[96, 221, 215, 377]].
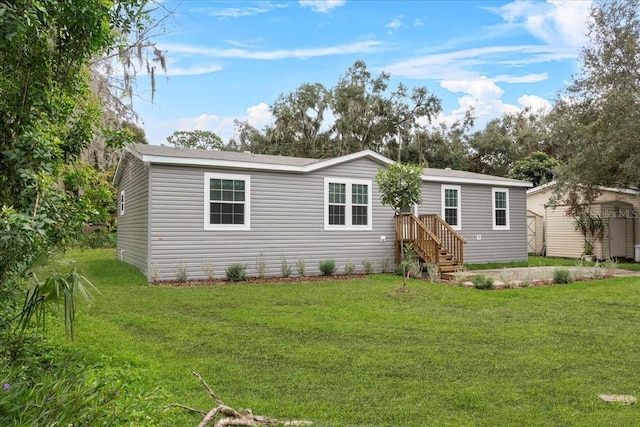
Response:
[[472, 274, 494, 290], [362, 258, 373, 275], [226, 264, 247, 282], [553, 268, 573, 284], [344, 260, 356, 275], [319, 259, 336, 276], [295, 259, 306, 276], [174, 261, 187, 282], [280, 256, 293, 278], [0, 337, 165, 426]]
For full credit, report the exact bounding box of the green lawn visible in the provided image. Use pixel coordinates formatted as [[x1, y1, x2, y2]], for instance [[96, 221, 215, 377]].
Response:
[[467, 255, 640, 271], [54, 249, 640, 426]]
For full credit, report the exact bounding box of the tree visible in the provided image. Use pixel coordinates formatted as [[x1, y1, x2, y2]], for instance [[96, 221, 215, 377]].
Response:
[[375, 162, 423, 290], [166, 130, 224, 150], [0, 0, 163, 327], [271, 83, 331, 158], [554, 0, 640, 199], [509, 151, 561, 187]]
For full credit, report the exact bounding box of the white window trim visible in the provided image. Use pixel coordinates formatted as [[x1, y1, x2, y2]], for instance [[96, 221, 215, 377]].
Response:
[[119, 190, 125, 216], [492, 187, 510, 230], [204, 172, 251, 231], [324, 177, 373, 231], [441, 185, 462, 230]]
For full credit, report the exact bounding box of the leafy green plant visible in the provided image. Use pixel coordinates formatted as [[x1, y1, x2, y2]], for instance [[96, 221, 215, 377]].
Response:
[[319, 259, 336, 276], [295, 259, 306, 277], [472, 274, 494, 290], [380, 255, 392, 273], [256, 253, 267, 279], [225, 264, 247, 282], [573, 211, 603, 256], [499, 268, 516, 288], [174, 261, 187, 282], [280, 256, 293, 278], [519, 268, 534, 288], [362, 258, 373, 275], [553, 268, 574, 284], [344, 260, 356, 276], [425, 263, 440, 281]]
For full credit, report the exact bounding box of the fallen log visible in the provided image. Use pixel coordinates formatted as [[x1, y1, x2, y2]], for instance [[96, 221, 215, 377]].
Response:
[[170, 371, 313, 427]]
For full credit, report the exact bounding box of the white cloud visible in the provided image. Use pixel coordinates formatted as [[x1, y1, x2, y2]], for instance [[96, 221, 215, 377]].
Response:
[[414, 18, 424, 27], [197, 3, 288, 18], [161, 40, 383, 60], [166, 63, 224, 76], [387, 17, 402, 29], [435, 77, 552, 130], [517, 94, 552, 112], [298, 0, 346, 13], [143, 103, 275, 147], [488, 0, 591, 47], [246, 103, 274, 128], [493, 73, 548, 84], [383, 44, 574, 81]]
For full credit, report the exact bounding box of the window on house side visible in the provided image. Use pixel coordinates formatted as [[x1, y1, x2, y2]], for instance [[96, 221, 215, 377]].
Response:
[[324, 178, 372, 231], [204, 173, 250, 230], [492, 188, 510, 230], [120, 190, 125, 216], [441, 185, 461, 230]]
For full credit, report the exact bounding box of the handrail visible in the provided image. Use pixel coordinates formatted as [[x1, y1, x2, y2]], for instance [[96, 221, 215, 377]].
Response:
[[418, 214, 466, 265], [395, 214, 441, 265]]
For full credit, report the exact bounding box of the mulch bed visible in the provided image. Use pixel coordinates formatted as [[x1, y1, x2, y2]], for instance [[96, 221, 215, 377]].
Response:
[[154, 273, 368, 287]]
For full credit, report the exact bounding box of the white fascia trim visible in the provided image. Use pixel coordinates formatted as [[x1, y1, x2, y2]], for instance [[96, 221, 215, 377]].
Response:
[[526, 180, 639, 196], [139, 149, 393, 174], [424, 175, 532, 188], [324, 177, 373, 231], [492, 187, 510, 231], [204, 172, 251, 231]]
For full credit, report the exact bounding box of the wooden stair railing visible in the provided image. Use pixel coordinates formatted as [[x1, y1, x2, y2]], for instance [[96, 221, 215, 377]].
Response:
[[418, 214, 467, 267], [395, 214, 441, 266]]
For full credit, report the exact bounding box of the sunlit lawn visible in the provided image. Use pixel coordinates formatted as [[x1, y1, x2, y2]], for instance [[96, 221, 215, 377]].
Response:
[[54, 249, 640, 426]]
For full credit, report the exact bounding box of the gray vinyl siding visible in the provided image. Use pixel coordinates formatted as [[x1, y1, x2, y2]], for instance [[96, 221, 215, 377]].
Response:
[[147, 157, 395, 281], [419, 183, 528, 263], [116, 154, 149, 273]]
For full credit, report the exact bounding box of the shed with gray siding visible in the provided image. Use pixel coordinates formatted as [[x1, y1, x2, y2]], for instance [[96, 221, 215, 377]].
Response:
[[114, 144, 532, 281]]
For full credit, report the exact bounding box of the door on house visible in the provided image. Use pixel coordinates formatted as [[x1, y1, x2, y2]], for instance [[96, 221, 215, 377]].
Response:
[[609, 218, 627, 258], [527, 216, 537, 253]]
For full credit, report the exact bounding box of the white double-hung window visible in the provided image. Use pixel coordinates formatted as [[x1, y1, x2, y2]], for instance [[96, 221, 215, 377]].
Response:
[[204, 173, 250, 230], [324, 178, 372, 230]]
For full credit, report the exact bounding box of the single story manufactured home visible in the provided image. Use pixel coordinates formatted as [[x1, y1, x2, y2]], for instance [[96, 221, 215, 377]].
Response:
[[113, 144, 532, 281], [527, 182, 640, 260]]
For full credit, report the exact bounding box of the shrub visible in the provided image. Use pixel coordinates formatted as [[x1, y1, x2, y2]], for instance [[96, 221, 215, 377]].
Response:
[[425, 263, 440, 281], [226, 264, 247, 282], [319, 259, 336, 276], [280, 256, 292, 278], [201, 260, 215, 281], [553, 268, 573, 284], [472, 274, 494, 290], [148, 262, 162, 283], [519, 268, 533, 288], [174, 261, 187, 282], [380, 255, 392, 273], [256, 254, 266, 279], [344, 260, 356, 275], [499, 269, 516, 288], [295, 259, 306, 277], [450, 270, 468, 287], [362, 258, 373, 275]]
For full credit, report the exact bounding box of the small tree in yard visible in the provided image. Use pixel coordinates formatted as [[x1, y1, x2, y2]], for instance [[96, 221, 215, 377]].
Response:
[[375, 162, 423, 290]]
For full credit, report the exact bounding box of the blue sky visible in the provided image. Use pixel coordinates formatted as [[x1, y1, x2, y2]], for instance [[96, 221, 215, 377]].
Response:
[[135, 0, 592, 145]]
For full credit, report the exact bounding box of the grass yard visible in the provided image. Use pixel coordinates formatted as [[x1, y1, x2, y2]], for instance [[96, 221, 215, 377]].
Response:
[[52, 249, 640, 426], [466, 255, 640, 271]]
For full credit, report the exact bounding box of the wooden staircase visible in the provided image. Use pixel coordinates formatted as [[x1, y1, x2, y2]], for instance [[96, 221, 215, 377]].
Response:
[[395, 214, 466, 279]]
